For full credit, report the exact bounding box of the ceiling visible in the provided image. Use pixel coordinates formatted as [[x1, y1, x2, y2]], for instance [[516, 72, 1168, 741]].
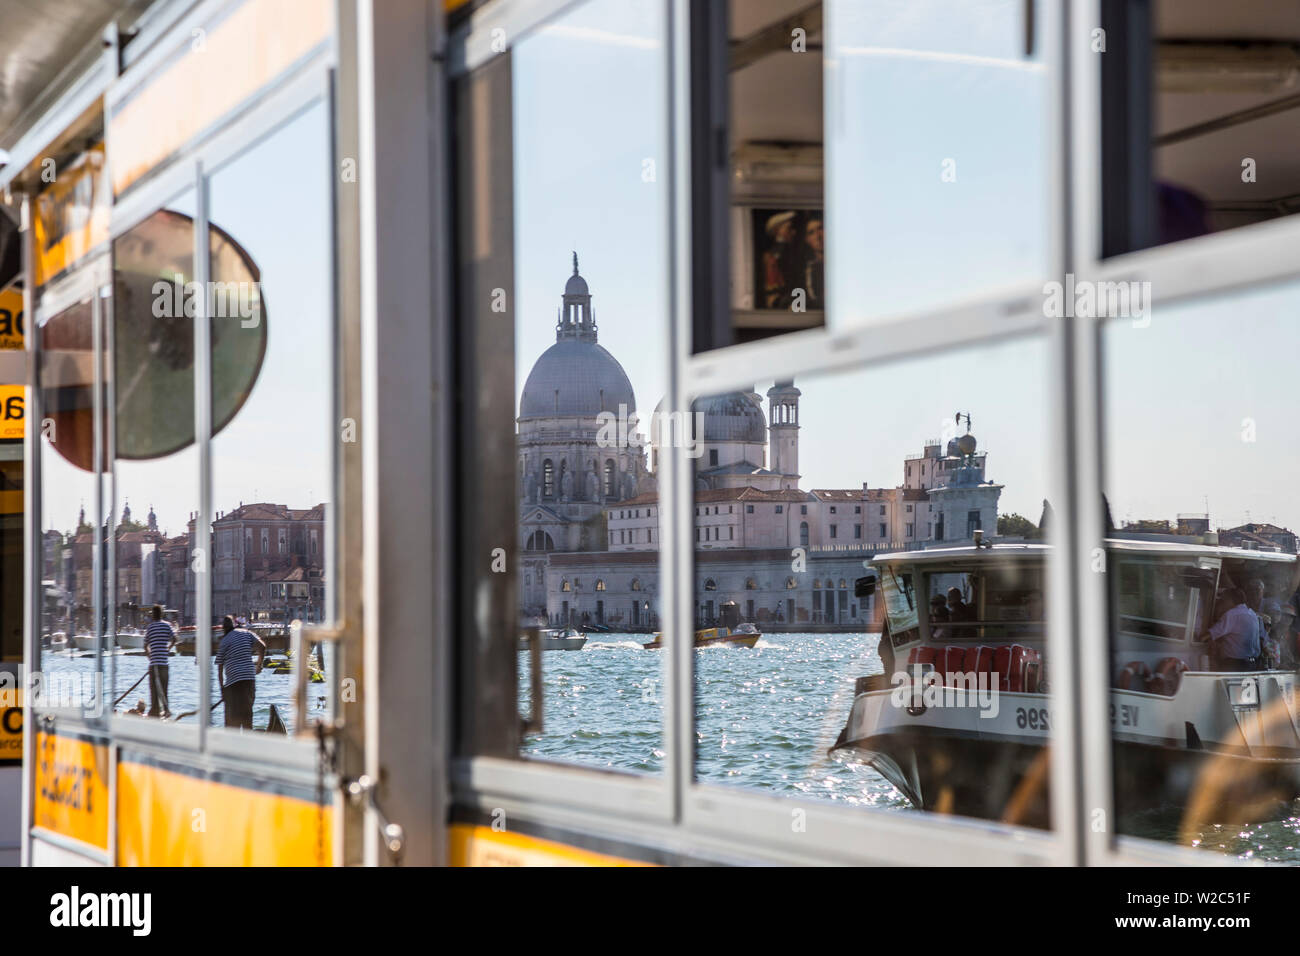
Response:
[[0, 0, 147, 147]]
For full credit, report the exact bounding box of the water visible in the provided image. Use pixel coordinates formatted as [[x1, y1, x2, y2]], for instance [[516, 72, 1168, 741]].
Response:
[[520, 631, 906, 808], [37, 647, 329, 733], [521, 630, 1300, 862]]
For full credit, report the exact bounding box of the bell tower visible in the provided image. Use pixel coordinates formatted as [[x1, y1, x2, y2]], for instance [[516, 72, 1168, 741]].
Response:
[[767, 380, 800, 483]]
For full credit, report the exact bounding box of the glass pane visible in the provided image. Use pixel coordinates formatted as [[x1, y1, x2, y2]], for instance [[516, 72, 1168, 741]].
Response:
[[207, 101, 333, 734], [454, 0, 669, 772], [111, 194, 198, 720], [824, 0, 1049, 325], [1103, 278, 1300, 859], [693, 337, 1055, 828], [721, 0, 826, 347], [1101, 0, 1300, 256], [36, 296, 102, 711]]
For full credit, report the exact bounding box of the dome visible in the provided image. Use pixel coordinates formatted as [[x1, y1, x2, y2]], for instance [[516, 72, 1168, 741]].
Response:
[[519, 340, 636, 419], [565, 273, 589, 296], [694, 390, 767, 443]]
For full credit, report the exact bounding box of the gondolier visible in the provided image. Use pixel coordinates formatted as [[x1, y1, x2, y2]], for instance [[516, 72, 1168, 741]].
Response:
[[214, 615, 266, 730], [144, 605, 177, 717]]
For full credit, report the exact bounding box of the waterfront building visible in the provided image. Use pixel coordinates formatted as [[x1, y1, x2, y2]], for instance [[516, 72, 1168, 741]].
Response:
[[519, 267, 1003, 629]]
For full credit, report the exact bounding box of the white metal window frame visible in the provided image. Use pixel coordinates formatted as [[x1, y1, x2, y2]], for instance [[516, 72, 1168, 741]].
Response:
[[446, 0, 1078, 865], [1068, 0, 1300, 868], [24, 24, 341, 776]]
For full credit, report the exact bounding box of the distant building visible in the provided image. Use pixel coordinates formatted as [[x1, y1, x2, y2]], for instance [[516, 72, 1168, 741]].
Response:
[[516, 261, 1004, 629]]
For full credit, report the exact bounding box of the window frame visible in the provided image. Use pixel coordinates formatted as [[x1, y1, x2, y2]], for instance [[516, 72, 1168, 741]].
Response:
[[448, 0, 1300, 866], [92, 44, 335, 769]]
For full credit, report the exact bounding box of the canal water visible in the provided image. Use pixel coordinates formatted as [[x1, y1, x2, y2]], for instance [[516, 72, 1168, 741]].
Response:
[[519, 630, 1300, 863]]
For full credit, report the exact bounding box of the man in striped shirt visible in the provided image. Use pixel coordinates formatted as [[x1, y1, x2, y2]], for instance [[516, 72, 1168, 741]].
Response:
[[144, 605, 177, 718], [214, 615, 266, 730]]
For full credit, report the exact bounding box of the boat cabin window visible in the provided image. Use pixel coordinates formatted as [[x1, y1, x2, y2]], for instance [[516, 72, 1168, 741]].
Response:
[[924, 565, 1045, 642], [1111, 559, 1208, 643]]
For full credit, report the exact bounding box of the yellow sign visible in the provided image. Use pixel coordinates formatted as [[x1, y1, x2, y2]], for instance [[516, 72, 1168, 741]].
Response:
[[0, 385, 22, 440], [33, 145, 109, 287], [448, 823, 652, 866], [0, 287, 21, 350], [33, 732, 110, 850], [0, 685, 19, 765], [117, 760, 333, 866]]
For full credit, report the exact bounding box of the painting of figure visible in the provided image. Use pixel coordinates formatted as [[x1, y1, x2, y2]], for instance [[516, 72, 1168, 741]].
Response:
[[752, 208, 824, 312]]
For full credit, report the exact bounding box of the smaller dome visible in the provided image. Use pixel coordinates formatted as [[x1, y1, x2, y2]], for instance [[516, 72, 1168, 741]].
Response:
[[565, 273, 589, 296], [694, 391, 767, 444], [956, 433, 977, 456]]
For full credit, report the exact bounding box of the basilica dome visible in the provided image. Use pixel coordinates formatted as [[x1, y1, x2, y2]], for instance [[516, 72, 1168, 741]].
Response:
[[519, 339, 636, 419], [518, 255, 637, 421]]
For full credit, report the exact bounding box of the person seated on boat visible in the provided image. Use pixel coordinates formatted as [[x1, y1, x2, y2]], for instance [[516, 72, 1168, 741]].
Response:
[[1203, 586, 1262, 671], [946, 587, 975, 627], [929, 595, 950, 623]]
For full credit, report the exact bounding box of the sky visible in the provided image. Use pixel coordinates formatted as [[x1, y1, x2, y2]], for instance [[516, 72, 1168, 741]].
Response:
[[511, 0, 1050, 524], [44, 101, 332, 538]]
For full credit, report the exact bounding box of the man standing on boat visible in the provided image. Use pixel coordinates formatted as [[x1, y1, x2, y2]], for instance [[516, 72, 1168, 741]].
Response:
[[1204, 586, 1262, 671], [144, 604, 176, 718], [214, 614, 266, 730]]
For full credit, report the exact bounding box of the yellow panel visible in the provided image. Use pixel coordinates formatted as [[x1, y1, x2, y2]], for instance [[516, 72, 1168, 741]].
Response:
[[0, 287, 22, 350], [33, 146, 109, 287], [33, 732, 110, 851], [0, 386, 23, 441], [448, 823, 653, 866], [0, 687, 20, 765], [110, 0, 332, 197], [116, 760, 333, 866]]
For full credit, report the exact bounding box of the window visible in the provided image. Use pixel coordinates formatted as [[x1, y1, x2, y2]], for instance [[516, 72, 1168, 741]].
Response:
[[879, 505, 886, 516], [799, 522, 809, 546], [966, 511, 981, 537], [452, 0, 667, 777], [1099, 0, 1300, 258], [854, 524, 861, 539], [746, 505, 754, 514], [709, 449, 718, 466], [829, 506, 836, 514], [878, 523, 886, 538], [745, 578, 757, 590], [704, 579, 717, 591], [775, 505, 783, 514], [830, 525, 837, 539], [800, 505, 807, 515], [906, 504, 913, 513], [854, 505, 861, 514]]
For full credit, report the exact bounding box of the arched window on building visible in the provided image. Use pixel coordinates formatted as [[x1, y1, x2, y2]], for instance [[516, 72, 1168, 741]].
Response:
[[525, 531, 555, 552], [799, 522, 809, 546], [704, 578, 717, 591], [785, 577, 797, 589], [543, 459, 555, 497], [812, 579, 822, 589], [839, 579, 847, 588], [561, 578, 571, 592], [595, 579, 606, 591], [630, 578, 642, 591]]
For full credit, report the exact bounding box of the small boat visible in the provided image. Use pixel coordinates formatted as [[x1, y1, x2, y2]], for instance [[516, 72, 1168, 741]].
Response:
[[519, 626, 587, 651], [46, 632, 68, 651], [72, 633, 98, 651], [643, 604, 761, 649], [116, 630, 145, 650]]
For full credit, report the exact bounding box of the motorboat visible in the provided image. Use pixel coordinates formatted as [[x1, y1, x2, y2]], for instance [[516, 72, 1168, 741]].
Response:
[[832, 536, 1300, 827], [72, 633, 98, 651], [519, 626, 587, 651], [115, 630, 146, 650], [643, 602, 761, 649], [46, 632, 68, 651]]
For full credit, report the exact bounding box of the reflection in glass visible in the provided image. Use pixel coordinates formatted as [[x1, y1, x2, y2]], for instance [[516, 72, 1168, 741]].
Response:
[[206, 102, 332, 733], [691, 339, 1053, 828], [504, 0, 667, 771], [37, 297, 101, 710], [825, 0, 1048, 325], [1103, 280, 1300, 860], [111, 195, 198, 719]]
